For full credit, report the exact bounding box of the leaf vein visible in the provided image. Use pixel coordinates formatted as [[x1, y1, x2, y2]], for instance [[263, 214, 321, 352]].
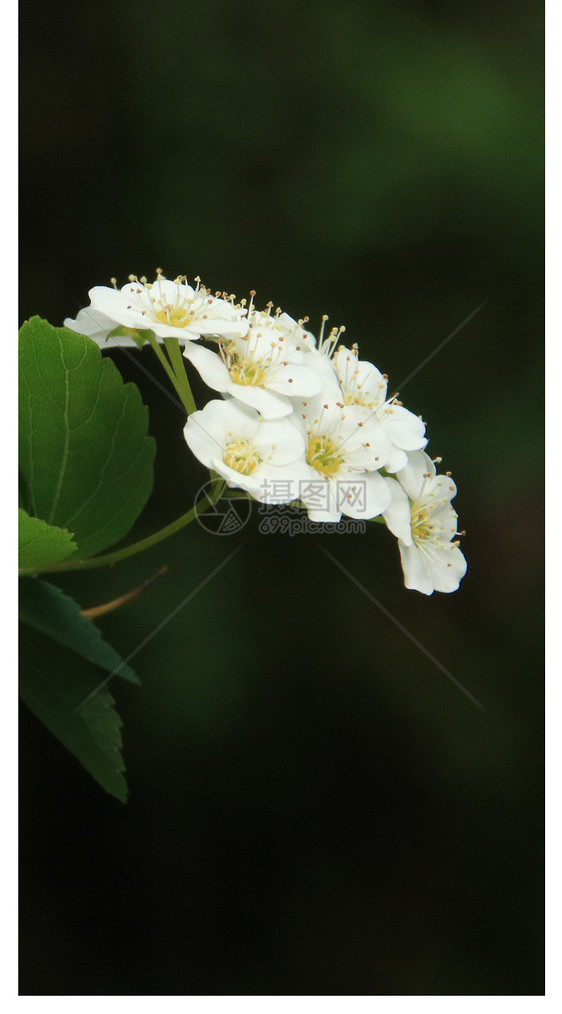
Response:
[[47, 335, 72, 524], [61, 393, 130, 530]]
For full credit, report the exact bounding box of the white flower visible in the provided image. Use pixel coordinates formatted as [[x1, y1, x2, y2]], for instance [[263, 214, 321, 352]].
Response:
[[64, 271, 248, 347], [183, 304, 322, 419], [307, 339, 427, 472], [290, 390, 394, 522], [384, 450, 467, 595], [183, 399, 308, 502], [270, 310, 317, 350]]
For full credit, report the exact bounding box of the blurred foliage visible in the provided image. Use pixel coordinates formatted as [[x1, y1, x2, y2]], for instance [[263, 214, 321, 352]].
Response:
[[19, 0, 543, 996]]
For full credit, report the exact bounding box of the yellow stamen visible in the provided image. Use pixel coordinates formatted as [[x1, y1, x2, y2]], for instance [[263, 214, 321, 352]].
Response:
[[224, 440, 261, 475], [229, 360, 266, 386], [306, 435, 343, 476], [154, 305, 194, 328]]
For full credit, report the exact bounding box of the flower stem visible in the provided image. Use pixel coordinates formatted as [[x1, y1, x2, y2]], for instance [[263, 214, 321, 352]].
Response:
[[146, 332, 177, 387], [81, 566, 168, 617], [164, 337, 197, 414], [18, 478, 226, 577]]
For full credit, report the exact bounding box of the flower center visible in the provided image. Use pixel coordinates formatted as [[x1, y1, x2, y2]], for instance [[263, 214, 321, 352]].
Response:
[[229, 359, 266, 386], [342, 390, 374, 408], [410, 505, 433, 541], [220, 340, 267, 387], [306, 435, 343, 476], [153, 304, 194, 328], [224, 440, 261, 475]]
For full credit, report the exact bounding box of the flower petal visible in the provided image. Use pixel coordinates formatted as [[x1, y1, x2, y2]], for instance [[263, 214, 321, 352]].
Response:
[[88, 286, 143, 329], [266, 363, 324, 398], [183, 399, 260, 469], [419, 542, 467, 593], [333, 349, 387, 408], [183, 342, 231, 392], [183, 413, 225, 468], [383, 445, 408, 473], [228, 385, 293, 419], [396, 450, 436, 501], [377, 404, 427, 451], [296, 467, 341, 522], [398, 542, 435, 595], [210, 457, 263, 493], [252, 461, 312, 504], [252, 419, 305, 464], [337, 469, 391, 519], [275, 312, 317, 349], [64, 308, 140, 347], [382, 477, 413, 544]]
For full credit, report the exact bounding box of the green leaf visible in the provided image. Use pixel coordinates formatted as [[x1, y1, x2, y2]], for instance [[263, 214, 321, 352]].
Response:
[[18, 508, 78, 569], [19, 316, 156, 558], [19, 624, 128, 803], [19, 578, 139, 684]]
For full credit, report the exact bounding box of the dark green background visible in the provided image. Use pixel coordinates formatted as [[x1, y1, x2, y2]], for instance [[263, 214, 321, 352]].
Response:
[[19, 0, 543, 995]]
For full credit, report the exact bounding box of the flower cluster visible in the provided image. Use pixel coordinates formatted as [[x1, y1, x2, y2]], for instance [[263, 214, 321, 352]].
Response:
[[68, 272, 467, 595]]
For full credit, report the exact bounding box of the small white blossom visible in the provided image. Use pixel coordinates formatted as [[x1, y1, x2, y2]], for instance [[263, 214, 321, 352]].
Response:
[[290, 390, 394, 522], [64, 271, 248, 347], [307, 338, 427, 472], [183, 304, 322, 419], [183, 399, 308, 501], [271, 310, 317, 350], [384, 450, 467, 595]]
